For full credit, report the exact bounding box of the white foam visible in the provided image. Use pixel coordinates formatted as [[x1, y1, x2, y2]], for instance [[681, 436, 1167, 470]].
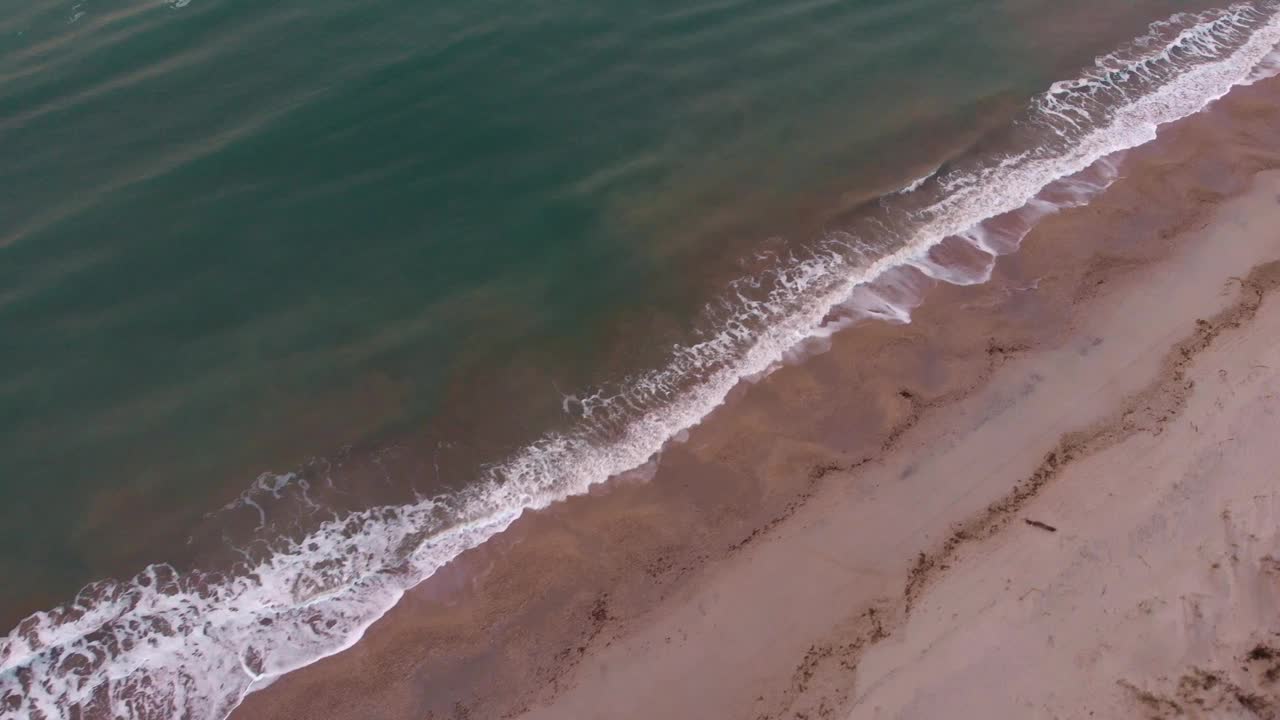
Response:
[[895, 166, 940, 195], [5, 4, 1280, 719], [1245, 42, 1280, 82]]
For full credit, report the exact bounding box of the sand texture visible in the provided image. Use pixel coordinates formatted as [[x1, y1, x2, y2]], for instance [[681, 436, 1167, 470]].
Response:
[[232, 66, 1280, 720], [516, 177, 1280, 720]]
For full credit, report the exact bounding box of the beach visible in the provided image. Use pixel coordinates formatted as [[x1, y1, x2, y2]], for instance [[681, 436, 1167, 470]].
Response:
[[223, 50, 1280, 720], [9, 4, 1280, 719]]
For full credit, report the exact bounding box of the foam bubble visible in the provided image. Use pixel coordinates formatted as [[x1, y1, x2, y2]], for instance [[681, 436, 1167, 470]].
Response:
[[5, 4, 1280, 719]]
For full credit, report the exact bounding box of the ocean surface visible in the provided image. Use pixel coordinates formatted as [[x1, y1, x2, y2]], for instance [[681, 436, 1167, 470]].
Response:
[[4, 0, 1280, 717]]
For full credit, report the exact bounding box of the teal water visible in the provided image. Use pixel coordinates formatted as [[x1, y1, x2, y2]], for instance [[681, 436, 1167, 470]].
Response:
[[3, 0, 1274, 717], [0, 0, 1209, 604]]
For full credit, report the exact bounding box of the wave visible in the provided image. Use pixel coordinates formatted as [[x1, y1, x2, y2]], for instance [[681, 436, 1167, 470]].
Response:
[[894, 166, 940, 195], [5, 3, 1280, 719]]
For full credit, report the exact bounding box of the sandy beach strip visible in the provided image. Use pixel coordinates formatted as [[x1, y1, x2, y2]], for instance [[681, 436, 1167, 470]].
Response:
[[231, 71, 1280, 720], [852, 218, 1280, 719], [520, 177, 1280, 720]]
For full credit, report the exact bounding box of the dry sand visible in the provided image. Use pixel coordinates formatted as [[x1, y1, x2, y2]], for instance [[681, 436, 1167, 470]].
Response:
[[232, 72, 1280, 720], [854, 238, 1280, 720], [520, 175, 1280, 720]]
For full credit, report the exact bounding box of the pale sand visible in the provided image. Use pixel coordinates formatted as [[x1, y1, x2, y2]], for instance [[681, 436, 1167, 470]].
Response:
[[516, 174, 1280, 720], [850, 208, 1280, 716], [232, 79, 1280, 720]]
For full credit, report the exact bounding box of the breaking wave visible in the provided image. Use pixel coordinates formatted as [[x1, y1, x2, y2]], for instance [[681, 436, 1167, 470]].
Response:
[[4, 4, 1280, 719]]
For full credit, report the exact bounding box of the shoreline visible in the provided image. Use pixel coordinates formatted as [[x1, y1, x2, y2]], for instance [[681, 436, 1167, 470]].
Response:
[[230, 53, 1280, 720], [8, 9, 1280, 719]]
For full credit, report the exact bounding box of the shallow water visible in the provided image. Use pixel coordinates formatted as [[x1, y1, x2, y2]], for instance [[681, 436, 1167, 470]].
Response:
[[2, 0, 1275, 718]]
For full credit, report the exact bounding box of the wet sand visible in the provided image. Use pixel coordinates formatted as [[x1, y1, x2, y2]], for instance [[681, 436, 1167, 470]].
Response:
[[231, 75, 1280, 720]]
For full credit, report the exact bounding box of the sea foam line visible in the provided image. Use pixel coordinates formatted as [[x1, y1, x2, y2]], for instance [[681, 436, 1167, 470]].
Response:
[[4, 4, 1280, 719]]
